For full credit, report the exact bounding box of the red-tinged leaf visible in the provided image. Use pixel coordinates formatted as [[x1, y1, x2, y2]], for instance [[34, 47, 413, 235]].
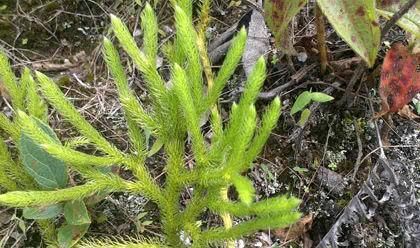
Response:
[[274, 213, 314, 241], [63, 200, 91, 226], [264, 0, 307, 54], [379, 43, 420, 115], [57, 224, 89, 248]]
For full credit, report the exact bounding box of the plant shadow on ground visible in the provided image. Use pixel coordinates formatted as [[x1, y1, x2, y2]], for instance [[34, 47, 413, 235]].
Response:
[[0, 1, 419, 247]]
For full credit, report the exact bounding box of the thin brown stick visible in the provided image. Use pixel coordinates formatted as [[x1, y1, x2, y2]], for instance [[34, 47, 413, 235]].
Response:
[[315, 4, 328, 75], [257, 63, 317, 100], [352, 118, 363, 181], [338, 63, 365, 105], [365, 85, 386, 158]]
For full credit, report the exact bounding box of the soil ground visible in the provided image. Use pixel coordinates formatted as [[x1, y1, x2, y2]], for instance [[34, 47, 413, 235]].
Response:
[[0, 1, 419, 247]]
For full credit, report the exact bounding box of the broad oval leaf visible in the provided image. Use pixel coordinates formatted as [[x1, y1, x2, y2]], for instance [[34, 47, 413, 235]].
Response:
[[317, 0, 380, 67], [23, 204, 63, 220], [19, 118, 68, 189], [63, 200, 91, 226], [291, 91, 311, 115], [57, 224, 89, 248], [310, 92, 334, 102], [264, 0, 307, 54]]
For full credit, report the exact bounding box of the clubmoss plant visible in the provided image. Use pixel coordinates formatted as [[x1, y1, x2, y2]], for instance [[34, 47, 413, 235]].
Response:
[[0, 2, 301, 247]]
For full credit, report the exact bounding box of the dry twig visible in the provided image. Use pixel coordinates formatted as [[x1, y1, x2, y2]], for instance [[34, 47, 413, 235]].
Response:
[[351, 118, 363, 181]]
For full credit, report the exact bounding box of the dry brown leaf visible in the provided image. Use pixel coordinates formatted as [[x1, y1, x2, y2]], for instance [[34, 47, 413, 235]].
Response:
[[398, 105, 420, 119], [31, 51, 88, 72], [274, 213, 314, 242]]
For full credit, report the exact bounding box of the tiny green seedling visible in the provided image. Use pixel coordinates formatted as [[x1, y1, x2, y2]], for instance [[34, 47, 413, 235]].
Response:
[[135, 212, 153, 233], [260, 163, 276, 182], [293, 166, 309, 173], [291, 91, 334, 127]]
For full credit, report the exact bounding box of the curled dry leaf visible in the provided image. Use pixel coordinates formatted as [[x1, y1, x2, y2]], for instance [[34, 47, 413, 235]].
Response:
[[242, 8, 270, 77], [274, 213, 314, 242], [398, 104, 420, 119], [378, 43, 420, 116], [31, 51, 88, 72]]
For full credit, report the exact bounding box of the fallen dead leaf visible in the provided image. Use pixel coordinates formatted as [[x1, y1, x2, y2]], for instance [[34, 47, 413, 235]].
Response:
[[377, 43, 420, 117], [330, 57, 361, 72], [242, 5, 270, 77], [31, 51, 88, 72], [274, 213, 314, 244], [398, 105, 420, 120]]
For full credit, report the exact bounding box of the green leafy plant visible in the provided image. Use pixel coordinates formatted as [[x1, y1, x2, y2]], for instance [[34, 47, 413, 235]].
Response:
[[0, 2, 300, 247], [0, 53, 92, 247], [135, 211, 154, 234], [291, 91, 334, 127]]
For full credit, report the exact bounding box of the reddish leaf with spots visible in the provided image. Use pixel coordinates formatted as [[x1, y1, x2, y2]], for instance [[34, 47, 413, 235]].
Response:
[[379, 43, 420, 115], [264, 0, 307, 54]]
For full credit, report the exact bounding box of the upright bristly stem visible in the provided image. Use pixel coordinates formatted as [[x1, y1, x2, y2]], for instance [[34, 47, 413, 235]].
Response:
[[196, 2, 234, 247], [198, 31, 236, 248], [161, 142, 184, 247], [315, 4, 328, 75], [220, 187, 234, 243]]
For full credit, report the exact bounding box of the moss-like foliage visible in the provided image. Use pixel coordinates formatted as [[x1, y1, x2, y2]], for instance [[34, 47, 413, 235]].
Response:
[[0, 1, 300, 247]]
